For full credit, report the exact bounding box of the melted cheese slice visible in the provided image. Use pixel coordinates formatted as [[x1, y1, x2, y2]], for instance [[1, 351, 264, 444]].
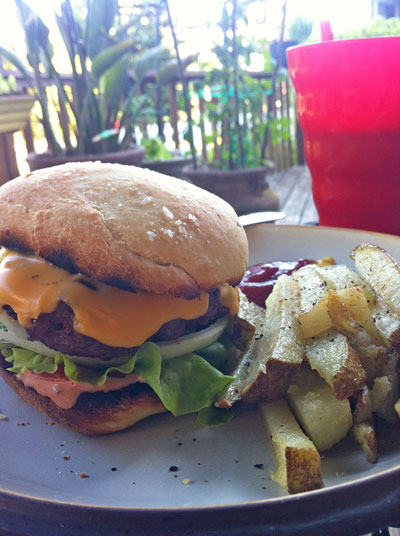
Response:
[[0, 249, 238, 348]]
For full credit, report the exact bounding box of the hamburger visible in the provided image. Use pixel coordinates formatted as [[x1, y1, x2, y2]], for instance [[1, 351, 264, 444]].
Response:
[[0, 162, 248, 434]]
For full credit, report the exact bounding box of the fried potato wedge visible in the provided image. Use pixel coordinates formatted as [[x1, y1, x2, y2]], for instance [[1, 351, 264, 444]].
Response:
[[226, 315, 256, 352], [330, 287, 387, 348], [370, 376, 392, 412], [394, 398, 400, 419], [374, 352, 400, 423], [327, 288, 388, 356], [217, 276, 304, 407], [295, 263, 376, 339], [353, 385, 373, 424], [315, 265, 375, 305], [351, 385, 378, 463], [260, 399, 323, 494], [294, 265, 332, 338], [352, 422, 378, 464], [371, 297, 400, 347], [286, 365, 352, 452], [326, 289, 389, 380], [305, 329, 366, 399], [351, 244, 400, 316]]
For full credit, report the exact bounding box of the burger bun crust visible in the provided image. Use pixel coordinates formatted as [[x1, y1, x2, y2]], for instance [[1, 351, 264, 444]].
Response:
[[0, 162, 248, 298]]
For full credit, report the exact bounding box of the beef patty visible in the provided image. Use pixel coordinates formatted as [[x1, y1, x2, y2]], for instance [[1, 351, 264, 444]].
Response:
[[5, 290, 228, 360]]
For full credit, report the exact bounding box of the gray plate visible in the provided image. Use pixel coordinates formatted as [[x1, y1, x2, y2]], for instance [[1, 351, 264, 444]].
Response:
[[1, 225, 400, 535]]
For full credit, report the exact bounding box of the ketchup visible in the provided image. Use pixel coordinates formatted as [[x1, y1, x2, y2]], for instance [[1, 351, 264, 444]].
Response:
[[239, 260, 315, 308]]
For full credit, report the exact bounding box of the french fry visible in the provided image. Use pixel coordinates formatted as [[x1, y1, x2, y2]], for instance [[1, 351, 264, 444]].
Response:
[[326, 289, 389, 381], [260, 399, 323, 494], [351, 244, 400, 316], [370, 376, 392, 412], [371, 297, 400, 347], [352, 423, 378, 464], [293, 265, 332, 338], [332, 287, 387, 348], [295, 263, 377, 339], [351, 386, 378, 464], [286, 365, 352, 452], [217, 275, 304, 407], [352, 385, 373, 424], [394, 398, 400, 419], [315, 265, 376, 305], [374, 352, 400, 424], [305, 329, 366, 399]]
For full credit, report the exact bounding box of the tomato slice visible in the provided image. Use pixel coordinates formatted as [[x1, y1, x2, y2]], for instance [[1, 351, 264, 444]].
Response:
[[32, 367, 69, 381]]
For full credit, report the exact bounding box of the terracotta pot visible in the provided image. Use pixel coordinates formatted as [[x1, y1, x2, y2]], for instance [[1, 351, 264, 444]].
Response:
[[141, 157, 192, 179], [0, 94, 35, 134], [183, 165, 279, 216], [26, 145, 145, 171]]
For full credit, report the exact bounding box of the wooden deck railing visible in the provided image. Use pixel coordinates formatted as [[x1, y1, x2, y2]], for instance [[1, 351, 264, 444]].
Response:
[[0, 68, 304, 181]]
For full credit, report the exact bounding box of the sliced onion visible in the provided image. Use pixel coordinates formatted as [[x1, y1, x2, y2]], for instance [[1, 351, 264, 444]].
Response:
[[0, 311, 229, 365], [157, 316, 229, 359]]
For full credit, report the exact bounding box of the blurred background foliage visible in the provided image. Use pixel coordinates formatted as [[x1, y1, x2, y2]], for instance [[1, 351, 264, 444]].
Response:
[[0, 0, 398, 173]]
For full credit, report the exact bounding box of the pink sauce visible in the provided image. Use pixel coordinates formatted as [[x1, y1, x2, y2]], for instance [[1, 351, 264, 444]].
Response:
[[239, 260, 315, 308], [18, 370, 143, 409]]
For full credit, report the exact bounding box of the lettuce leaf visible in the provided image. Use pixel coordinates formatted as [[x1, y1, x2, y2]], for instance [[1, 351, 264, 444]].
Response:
[[197, 405, 234, 426], [2, 342, 234, 418], [3, 347, 137, 385]]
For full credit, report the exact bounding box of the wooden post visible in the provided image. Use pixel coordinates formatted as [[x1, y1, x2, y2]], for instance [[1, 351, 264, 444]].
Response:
[[0, 132, 19, 184]]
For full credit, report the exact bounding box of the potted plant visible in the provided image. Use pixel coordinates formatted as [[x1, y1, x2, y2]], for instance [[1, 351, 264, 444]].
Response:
[[182, 0, 281, 215], [0, 0, 172, 170]]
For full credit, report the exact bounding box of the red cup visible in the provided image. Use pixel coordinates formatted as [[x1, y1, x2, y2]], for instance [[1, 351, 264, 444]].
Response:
[[287, 37, 400, 235]]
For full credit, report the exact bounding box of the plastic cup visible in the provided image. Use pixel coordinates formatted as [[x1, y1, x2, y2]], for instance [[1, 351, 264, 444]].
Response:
[[287, 37, 400, 235]]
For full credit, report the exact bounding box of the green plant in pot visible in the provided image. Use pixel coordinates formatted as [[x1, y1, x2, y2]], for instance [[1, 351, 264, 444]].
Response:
[[183, 0, 283, 216], [0, 0, 172, 170], [134, 0, 194, 179]]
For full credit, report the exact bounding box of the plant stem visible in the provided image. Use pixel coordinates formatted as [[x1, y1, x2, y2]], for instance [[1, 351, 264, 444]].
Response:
[[155, 0, 164, 140], [231, 0, 244, 169], [163, 0, 197, 168], [261, 0, 287, 161], [32, 63, 62, 156]]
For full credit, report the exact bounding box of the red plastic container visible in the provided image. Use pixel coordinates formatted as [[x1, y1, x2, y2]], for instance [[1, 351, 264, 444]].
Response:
[[287, 37, 400, 235]]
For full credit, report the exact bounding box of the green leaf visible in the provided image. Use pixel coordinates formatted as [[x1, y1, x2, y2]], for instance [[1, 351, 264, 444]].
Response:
[[159, 353, 233, 416], [100, 56, 128, 127], [63, 353, 137, 385], [197, 341, 227, 369], [86, 0, 118, 59], [197, 405, 234, 426], [4, 348, 63, 374], [0, 47, 33, 82], [91, 39, 137, 80], [2, 341, 234, 419], [132, 46, 170, 85], [16, 0, 53, 71], [4, 346, 137, 385]]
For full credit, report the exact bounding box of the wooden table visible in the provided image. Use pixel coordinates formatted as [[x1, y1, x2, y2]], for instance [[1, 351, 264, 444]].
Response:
[[267, 165, 319, 226]]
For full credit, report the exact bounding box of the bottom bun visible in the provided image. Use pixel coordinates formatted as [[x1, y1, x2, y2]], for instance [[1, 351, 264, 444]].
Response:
[[0, 361, 167, 434]]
